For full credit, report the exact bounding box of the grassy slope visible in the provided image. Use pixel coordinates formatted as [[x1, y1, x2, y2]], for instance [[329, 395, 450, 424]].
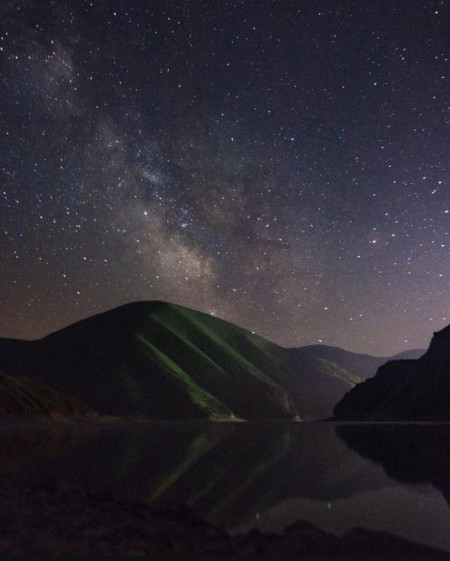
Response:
[[0, 370, 97, 420], [128, 304, 362, 420], [279, 350, 359, 420], [10, 302, 298, 420], [142, 304, 297, 417], [135, 336, 236, 420]]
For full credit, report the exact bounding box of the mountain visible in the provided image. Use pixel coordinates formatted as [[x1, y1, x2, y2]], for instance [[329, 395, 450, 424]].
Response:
[[278, 348, 361, 420], [297, 345, 425, 381], [0, 369, 97, 420], [0, 300, 366, 421], [333, 324, 450, 421], [0, 300, 423, 421], [0, 301, 297, 420]]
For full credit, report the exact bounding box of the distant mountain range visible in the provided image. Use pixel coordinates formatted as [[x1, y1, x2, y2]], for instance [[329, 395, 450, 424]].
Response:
[[0, 300, 427, 421], [333, 324, 450, 421], [296, 344, 424, 382]]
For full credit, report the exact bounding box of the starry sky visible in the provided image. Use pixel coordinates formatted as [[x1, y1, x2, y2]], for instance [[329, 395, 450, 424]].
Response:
[[0, 0, 448, 356]]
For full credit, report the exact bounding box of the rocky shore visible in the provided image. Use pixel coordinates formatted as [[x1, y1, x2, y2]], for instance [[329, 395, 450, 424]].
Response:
[[0, 475, 447, 556]]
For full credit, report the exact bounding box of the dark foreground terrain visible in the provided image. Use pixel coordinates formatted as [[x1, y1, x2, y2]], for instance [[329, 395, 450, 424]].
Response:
[[0, 475, 446, 557]]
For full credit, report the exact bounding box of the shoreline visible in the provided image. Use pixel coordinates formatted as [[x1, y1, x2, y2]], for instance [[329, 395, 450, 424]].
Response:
[[0, 475, 446, 556]]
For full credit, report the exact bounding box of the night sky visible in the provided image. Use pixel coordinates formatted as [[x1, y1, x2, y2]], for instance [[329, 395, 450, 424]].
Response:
[[0, 0, 448, 356]]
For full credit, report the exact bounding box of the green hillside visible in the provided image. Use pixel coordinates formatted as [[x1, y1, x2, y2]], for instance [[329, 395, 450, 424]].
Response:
[[0, 302, 298, 420]]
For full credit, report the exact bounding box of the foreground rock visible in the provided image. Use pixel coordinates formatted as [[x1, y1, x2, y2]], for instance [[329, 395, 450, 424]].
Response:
[[0, 477, 446, 556]]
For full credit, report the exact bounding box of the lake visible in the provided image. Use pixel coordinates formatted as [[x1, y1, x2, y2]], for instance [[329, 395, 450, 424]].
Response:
[[1, 419, 450, 552]]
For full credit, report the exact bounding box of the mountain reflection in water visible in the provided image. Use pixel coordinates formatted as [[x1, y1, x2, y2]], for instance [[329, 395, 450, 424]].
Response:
[[336, 422, 450, 507], [1, 419, 450, 552]]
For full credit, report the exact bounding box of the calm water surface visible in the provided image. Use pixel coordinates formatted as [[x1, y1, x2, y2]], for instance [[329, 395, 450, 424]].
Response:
[[1, 419, 450, 552]]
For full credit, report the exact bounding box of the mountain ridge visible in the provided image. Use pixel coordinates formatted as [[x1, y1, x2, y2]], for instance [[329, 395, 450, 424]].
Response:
[[333, 324, 450, 421], [0, 300, 429, 421]]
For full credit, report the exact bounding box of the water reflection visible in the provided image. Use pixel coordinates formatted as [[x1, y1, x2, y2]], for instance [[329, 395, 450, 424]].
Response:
[[1, 419, 450, 551], [336, 422, 450, 506]]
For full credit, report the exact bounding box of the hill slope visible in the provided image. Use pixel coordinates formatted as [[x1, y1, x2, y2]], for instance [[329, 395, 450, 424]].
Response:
[[0, 370, 97, 420], [0, 302, 298, 420], [333, 324, 450, 421], [298, 345, 425, 381], [276, 348, 360, 420]]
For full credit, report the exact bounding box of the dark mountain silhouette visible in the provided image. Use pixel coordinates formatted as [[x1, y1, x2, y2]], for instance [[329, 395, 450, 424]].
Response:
[[333, 324, 450, 421]]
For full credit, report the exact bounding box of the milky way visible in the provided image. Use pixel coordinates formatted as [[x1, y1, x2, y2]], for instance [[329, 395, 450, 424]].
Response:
[[0, 0, 448, 355]]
